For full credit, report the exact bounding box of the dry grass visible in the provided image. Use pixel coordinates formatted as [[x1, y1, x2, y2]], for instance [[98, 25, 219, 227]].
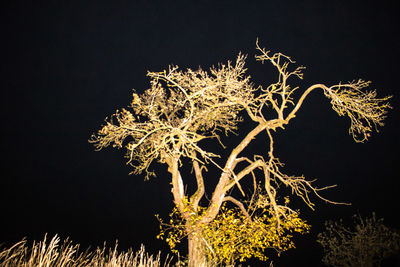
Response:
[[0, 234, 266, 266], [0, 234, 174, 267]]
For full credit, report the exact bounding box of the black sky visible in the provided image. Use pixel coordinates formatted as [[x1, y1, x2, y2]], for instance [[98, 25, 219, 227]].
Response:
[[1, 1, 399, 266]]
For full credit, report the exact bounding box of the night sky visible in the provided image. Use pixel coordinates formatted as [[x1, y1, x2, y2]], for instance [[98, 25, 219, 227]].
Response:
[[1, 1, 399, 266]]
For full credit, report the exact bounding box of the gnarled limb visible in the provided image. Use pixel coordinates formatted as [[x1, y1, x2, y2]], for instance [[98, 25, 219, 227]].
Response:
[[223, 159, 264, 192], [166, 155, 186, 215], [190, 153, 205, 211], [203, 123, 268, 224]]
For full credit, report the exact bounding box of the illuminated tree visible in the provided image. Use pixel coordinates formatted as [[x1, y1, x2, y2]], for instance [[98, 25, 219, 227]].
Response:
[[317, 213, 400, 267], [90, 41, 391, 266]]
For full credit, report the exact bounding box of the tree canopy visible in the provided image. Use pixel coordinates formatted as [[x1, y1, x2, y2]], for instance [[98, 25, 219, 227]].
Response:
[[90, 41, 391, 266]]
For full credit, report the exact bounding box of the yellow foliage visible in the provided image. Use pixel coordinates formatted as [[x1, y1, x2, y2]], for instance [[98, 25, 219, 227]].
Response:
[[157, 202, 310, 265]]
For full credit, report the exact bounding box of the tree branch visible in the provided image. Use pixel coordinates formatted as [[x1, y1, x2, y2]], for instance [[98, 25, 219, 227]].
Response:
[[190, 153, 205, 211], [222, 196, 252, 222], [223, 159, 264, 192], [166, 155, 186, 216], [286, 84, 327, 123], [202, 123, 268, 223]]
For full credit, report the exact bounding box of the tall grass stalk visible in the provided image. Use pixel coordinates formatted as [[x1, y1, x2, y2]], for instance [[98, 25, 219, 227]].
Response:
[[0, 234, 173, 267]]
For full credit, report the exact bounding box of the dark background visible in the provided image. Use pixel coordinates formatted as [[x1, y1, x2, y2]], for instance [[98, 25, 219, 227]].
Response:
[[1, 1, 399, 266]]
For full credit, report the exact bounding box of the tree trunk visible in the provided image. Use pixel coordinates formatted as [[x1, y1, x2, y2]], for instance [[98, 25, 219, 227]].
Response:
[[188, 231, 208, 267]]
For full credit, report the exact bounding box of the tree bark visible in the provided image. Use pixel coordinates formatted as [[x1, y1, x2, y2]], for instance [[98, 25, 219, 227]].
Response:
[[187, 230, 208, 267]]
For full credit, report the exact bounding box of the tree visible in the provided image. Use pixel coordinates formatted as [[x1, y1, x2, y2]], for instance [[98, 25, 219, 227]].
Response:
[[89, 41, 391, 266], [317, 213, 400, 267]]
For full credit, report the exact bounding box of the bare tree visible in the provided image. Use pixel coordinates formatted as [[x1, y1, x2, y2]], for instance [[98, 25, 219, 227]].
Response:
[[90, 41, 391, 266], [317, 213, 400, 267]]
